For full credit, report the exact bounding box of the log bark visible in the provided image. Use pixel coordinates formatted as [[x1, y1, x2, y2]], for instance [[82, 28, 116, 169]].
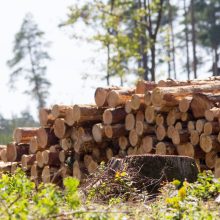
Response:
[[152, 86, 220, 109], [103, 107, 126, 125], [7, 143, 29, 162], [104, 124, 127, 139], [190, 93, 217, 118], [42, 150, 61, 166], [135, 121, 155, 136], [72, 104, 106, 124], [107, 88, 135, 108], [37, 127, 59, 148], [13, 127, 39, 144], [171, 129, 190, 145], [94, 86, 121, 107]]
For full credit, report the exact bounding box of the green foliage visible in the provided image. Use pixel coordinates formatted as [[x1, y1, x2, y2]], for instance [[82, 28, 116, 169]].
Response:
[[7, 13, 51, 109]]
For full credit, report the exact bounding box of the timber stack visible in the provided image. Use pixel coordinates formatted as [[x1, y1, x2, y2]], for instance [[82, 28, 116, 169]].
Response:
[[1, 76, 220, 184]]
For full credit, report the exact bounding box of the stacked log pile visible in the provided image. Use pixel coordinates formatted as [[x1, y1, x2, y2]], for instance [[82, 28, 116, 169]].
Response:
[[1, 77, 220, 184]]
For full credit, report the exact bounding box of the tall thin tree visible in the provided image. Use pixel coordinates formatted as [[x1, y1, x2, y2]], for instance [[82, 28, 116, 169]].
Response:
[[7, 13, 51, 109]]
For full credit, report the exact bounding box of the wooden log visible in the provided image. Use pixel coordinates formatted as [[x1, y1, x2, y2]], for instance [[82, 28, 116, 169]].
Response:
[[60, 138, 73, 151], [156, 125, 166, 141], [87, 159, 98, 174], [214, 158, 220, 178], [119, 136, 129, 150], [0, 148, 7, 162], [200, 134, 220, 153], [72, 104, 106, 124], [29, 136, 41, 154], [145, 106, 155, 124], [107, 88, 135, 108], [176, 143, 195, 158], [42, 166, 60, 184], [94, 86, 121, 107], [135, 80, 157, 94], [37, 127, 59, 148], [64, 107, 75, 126], [59, 150, 66, 163], [51, 104, 71, 119], [49, 145, 61, 152], [190, 93, 216, 118], [36, 151, 44, 168], [175, 122, 183, 131], [7, 142, 29, 162], [129, 129, 139, 147], [130, 94, 145, 110], [157, 142, 176, 155], [11, 162, 20, 174], [73, 160, 85, 180], [125, 100, 132, 113], [203, 121, 220, 135], [125, 113, 135, 131], [152, 83, 220, 108], [104, 124, 127, 139], [109, 155, 199, 185], [39, 108, 55, 126], [127, 146, 136, 155], [0, 145, 6, 160], [13, 127, 39, 144], [42, 150, 61, 166], [167, 125, 175, 139], [166, 108, 181, 126], [135, 121, 155, 136], [103, 107, 126, 125], [195, 119, 206, 134], [187, 121, 195, 132], [156, 114, 165, 126], [140, 135, 157, 153], [178, 97, 192, 113], [136, 110, 145, 122], [171, 129, 190, 145], [190, 130, 200, 146], [30, 162, 41, 185], [155, 142, 167, 155], [21, 154, 36, 171], [92, 123, 106, 143], [205, 150, 217, 169], [60, 164, 72, 178], [205, 107, 220, 122], [54, 118, 72, 139], [144, 91, 152, 106], [106, 148, 114, 160]]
